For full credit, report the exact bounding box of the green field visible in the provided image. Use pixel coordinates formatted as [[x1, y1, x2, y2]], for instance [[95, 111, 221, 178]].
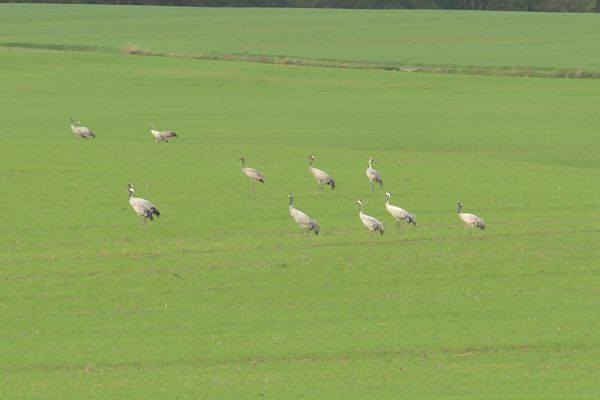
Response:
[[1, 4, 600, 399], [3, 4, 600, 72]]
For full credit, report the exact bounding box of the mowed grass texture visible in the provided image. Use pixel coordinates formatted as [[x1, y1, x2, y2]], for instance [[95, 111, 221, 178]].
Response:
[[1, 6, 600, 400]]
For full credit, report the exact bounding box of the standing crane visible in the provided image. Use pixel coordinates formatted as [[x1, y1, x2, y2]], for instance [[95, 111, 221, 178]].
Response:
[[288, 193, 320, 235], [308, 154, 335, 191], [366, 156, 383, 192], [457, 202, 485, 237], [385, 192, 416, 230], [240, 157, 265, 188], [127, 184, 160, 222], [70, 117, 95, 139], [149, 122, 177, 143], [356, 200, 384, 235]]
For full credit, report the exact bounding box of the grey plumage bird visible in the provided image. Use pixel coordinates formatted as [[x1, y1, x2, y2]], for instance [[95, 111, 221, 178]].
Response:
[[240, 156, 265, 188], [385, 192, 416, 230], [127, 184, 160, 222], [288, 193, 320, 235], [70, 117, 95, 139], [308, 154, 335, 190], [366, 156, 383, 192], [457, 202, 485, 237], [150, 122, 177, 143], [357, 200, 384, 235]]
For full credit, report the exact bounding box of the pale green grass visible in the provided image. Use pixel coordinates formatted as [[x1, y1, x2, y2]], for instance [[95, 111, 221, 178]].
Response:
[[1, 6, 600, 399], [1, 4, 600, 71]]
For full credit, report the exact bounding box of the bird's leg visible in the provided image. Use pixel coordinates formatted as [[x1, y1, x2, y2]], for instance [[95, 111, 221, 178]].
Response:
[[319, 184, 323, 191]]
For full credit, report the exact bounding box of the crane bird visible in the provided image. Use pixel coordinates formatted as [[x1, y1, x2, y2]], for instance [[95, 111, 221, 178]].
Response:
[[308, 154, 335, 191], [457, 202, 485, 237], [70, 117, 95, 139], [240, 156, 265, 188], [385, 192, 416, 230], [127, 184, 160, 222], [149, 122, 177, 143], [356, 200, 384, 235], [366, 156, 383, 192], [288, 193, 320, 235]]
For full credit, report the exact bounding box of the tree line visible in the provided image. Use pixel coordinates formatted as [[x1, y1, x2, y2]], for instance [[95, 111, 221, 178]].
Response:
[[4, 0, 600, 12]]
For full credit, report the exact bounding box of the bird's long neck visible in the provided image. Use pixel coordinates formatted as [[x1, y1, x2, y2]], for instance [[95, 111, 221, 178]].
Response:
[[357, 203, 363, 213], [240, 159, 245, 169], [309, 157, 314, 166], [289, 196, 294, 207], [368, 159, 373, 168], [457, 204, 462, 214]]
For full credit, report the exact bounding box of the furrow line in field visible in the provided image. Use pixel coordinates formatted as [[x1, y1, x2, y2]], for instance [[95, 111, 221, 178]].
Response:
[[1, 342, 584, 374], [2, 41, 600, 80]]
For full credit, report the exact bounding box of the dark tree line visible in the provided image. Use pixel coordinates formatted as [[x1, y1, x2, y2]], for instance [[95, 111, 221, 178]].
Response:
[[3, 0, 599, 11]]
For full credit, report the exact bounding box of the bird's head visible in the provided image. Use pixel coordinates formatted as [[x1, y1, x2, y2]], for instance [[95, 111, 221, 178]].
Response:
[[309, 154, 315, 160], [149, 122, 154, 128], [127, 183, 135, 193], [457, 202, 463, 212], [289, 193, 294, 198], [240, 156, 245, 162], [385, 192, 391, 198], [356, 200, 363, 206]]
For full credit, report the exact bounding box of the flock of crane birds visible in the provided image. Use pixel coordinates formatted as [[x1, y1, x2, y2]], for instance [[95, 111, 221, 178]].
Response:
[[241, 154, 486, 237], [70, 117, 487, 237]]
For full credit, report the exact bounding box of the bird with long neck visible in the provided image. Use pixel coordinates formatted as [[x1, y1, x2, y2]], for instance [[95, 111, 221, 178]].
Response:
[[385, 192, 416, 230], [127, 183, 160, 223], [457, 202, 485, 238], [240, 156, 265, 189], [70, 117, 95, 139], [149, 122, 177, 143], [288, 193, 320, 235], [357, 200, 384, 235], [308, 154, 335, 191], [366, 156, 383, 193]]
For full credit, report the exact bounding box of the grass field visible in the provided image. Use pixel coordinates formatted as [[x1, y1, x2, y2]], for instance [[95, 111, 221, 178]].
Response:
[[1, 4, 600, 399], [2, 4, 600, 73]]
